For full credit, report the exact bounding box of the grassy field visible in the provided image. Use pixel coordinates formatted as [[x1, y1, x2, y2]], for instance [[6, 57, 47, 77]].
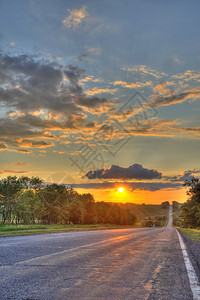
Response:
[[0, 204, 169, 237], [128, 204, 169, 227], [179, 228, 200, 241]]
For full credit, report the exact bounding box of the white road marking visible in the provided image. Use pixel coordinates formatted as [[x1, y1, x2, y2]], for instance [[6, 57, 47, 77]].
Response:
[[176, 229, 200, 300]]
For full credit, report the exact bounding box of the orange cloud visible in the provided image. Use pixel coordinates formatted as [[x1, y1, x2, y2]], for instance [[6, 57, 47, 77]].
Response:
[[122, 65, 164, 78], [113, 80, 152, 88], [16, 138, 54, 148], [16, 162, 28, 166], [9, 149, 32, 154], [85, 87, 118, 96], [29, 109, 45, 116], [0, 143, 7, 151], [9, 111, 25, 118], [81, 76, 101, 83], [0, 170, 31, 174], [62, 6, 89, 28], [61, 140, 71, 145], [148, 88, 200, 108], [153, 82, 172, 95]]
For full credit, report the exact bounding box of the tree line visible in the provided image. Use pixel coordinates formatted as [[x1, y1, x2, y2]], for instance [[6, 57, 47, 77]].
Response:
[[0, 176, 137, 225], [179, 177, 200, 228], [172, 177, 200, 228]]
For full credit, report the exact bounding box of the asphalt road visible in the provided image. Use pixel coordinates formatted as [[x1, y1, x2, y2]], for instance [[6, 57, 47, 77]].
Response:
[[0, 208, 194, 300]]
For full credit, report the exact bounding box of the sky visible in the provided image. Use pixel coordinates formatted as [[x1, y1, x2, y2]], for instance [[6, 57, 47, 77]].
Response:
[[0, 0, 200, 204]]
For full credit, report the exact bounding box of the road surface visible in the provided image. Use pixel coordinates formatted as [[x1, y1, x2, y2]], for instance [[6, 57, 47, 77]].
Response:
[[0, 207, 195, 299]]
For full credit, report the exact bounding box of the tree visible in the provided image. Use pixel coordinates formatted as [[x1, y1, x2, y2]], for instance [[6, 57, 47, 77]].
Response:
[[0, 176, 44, 224], [39, 184, 70, 224], [161, 201, 170, 209], [181, 177, 200, 228], [79, 193, 97, 224], [0, 176, 24, 224], [15, 190, 45, 224]]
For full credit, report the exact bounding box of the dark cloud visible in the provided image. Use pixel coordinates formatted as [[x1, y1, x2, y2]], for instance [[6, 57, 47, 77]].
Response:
[[0, 53, 110, 113], [0, 52, 112, 150], [64, 65, 85, 95], [76, 95, 109, 108], [0, 117, 56, 148], [84, 163, 162, 180]]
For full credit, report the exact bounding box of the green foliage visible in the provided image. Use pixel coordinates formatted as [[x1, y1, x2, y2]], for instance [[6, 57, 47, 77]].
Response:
[[181, 177, 200, 228], [161, 201, 170, 209]]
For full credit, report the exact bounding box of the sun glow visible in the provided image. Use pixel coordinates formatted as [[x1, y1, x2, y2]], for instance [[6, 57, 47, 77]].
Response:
[[118, 187, 124, 193]]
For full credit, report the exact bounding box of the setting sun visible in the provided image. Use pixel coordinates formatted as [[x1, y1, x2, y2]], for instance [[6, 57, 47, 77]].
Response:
[[118, 187, 124, 193]]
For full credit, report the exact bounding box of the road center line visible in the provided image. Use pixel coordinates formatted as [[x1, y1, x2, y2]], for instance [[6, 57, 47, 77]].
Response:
[[176, 229, 200, 300]]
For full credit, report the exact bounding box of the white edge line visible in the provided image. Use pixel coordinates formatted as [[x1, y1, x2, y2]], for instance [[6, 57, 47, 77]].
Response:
[[176, 229, 200, 300]]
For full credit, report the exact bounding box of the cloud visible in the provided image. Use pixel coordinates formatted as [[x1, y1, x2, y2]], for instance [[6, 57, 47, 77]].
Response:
[[0, 143, 7, 151], [172, 70, 200, 82], [9, 111, 25, 118], [123, 119, 178, 137], [84, 163, 162, 180], [16, 139, 54, 149], [86, 87, 118, 96], [29, 109, 45, 116], [153, 82, 172, 96], [61, 140, 71, 145], [0, 53, 109, 114], [0, 117, 56, 146], [147, 89, 200, 108], [122, 65, 165, 78], [169, 125, 200, 138], [81, 76, 101, 83], [16, 162, 28, 166], [0, 52, 113, 150], [77, 54, 91, 62], [62, 6, 89, 29], [166, 169, 200, 182], [9, 149, 32, 154], [0, 170, 31, 175], [76, 48, 101, 62], [113, 80, 152, 89]]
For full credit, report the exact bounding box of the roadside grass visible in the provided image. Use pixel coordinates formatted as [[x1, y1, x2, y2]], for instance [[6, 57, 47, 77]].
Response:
[[179, 228, 200, 241], [0, 224, 136, 237]]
